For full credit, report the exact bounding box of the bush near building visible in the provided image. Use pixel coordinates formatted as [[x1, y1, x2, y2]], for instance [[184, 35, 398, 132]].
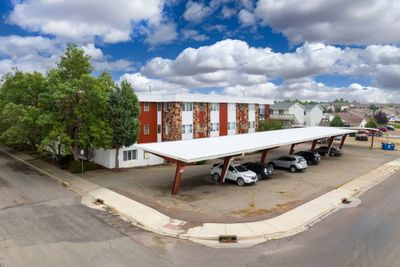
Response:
[[330, 115, 344, 127], [365, 118, 378, 128], [257, 119, 283, 131]]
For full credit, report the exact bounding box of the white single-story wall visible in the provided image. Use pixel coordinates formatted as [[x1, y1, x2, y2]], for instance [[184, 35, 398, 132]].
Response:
[[93, 145, 164, 169], [288, 103, 305, 125]]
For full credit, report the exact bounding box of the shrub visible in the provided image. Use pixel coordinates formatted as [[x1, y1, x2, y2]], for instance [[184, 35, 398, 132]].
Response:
[[257, 120, 283, 131], [365, 118, 378, 128], [330, 115, 344, 127], [69, 160, 84, 173]]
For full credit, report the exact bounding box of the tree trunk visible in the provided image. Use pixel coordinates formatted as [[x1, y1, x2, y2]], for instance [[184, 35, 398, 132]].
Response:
[[71, 143, 79, 161], [115, 147, 120, 170]]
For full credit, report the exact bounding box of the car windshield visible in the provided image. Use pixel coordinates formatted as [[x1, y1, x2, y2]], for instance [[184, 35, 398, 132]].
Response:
[[235, 165, 248, 172]]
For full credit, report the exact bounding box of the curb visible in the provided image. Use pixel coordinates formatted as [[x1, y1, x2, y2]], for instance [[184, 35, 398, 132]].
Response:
[[2, 147, 399, 248]]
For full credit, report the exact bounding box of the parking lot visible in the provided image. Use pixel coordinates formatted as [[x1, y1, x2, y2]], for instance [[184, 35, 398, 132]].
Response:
[[83, 141, 400, 223]]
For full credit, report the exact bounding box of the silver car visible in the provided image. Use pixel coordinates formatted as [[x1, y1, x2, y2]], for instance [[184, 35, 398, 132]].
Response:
[[269, 155, 308, 173]]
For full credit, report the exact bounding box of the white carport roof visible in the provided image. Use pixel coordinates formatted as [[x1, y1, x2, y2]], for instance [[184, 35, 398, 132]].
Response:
[[135, 126, 356, 163]]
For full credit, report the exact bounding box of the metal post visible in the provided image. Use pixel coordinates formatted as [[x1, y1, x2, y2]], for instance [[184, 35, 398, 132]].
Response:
[[310, 140, 318, 152], [371, 132, 375, 149], [260, 149, 269, 163], [80, 149, 85, 174], [289, 144, 296, 155], [339, 134, 347, 149], [220, 156, 233, 183], [327, 137, 335, 156], [172, 161, 185, 195]]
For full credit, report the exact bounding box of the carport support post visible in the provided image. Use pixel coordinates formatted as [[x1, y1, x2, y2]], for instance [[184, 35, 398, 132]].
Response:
[[289, 144, 296, 155], [327, 136, 335, 155], [339, 134, 347, 149], [371, 133, 375, 149], [219, 156, 233, 183], [172, 161, 185, 195], [310, 140, 318, 152], [260, 149, 269, 163]]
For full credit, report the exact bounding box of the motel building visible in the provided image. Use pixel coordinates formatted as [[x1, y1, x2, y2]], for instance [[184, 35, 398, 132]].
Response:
[[93, 94, 273, 169]]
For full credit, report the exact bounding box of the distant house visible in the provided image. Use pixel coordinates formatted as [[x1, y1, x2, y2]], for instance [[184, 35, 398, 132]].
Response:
[[304, 104, 324, 127], [270, 102, 305, 127], [330, 112, 367, 127]]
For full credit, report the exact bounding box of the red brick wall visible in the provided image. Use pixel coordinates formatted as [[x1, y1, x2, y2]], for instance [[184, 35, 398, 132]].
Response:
[[219, 103, 228, 136], [138, 102, 158, 144]]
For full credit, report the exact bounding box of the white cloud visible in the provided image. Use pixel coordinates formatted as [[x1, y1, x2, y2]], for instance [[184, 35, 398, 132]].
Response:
[[144, 22, 178, 46], [255, 0, 400, 45], [183, 1, 212, 24], [238, 9, 256, 26], [8, 0, 164, 43], [138, 39, 400, 102], [181, 29, 209, 41], [119, 72, 189, 94]]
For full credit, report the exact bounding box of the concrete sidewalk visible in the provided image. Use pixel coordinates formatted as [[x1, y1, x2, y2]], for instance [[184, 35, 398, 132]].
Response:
[[2, 147, 400, 248]]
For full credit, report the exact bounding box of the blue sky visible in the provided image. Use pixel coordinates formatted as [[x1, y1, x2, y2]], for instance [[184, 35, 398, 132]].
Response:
[[0, 0, 400, 103]]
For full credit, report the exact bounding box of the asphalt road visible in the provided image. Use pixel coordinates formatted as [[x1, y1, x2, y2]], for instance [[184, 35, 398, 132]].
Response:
[[1, 151, 400, 267], [0, 153, 173, 267]]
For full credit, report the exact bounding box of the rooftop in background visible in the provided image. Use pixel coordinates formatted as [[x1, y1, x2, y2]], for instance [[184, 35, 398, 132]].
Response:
[[332, 112, 365, 126], [137, 93, 273, 105], [271, 102, 304, 110], [304, 104, 323, 111], [135, 127, 356, 163]]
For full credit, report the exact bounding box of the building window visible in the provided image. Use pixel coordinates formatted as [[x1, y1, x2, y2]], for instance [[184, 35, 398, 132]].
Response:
[[123, 150, 137, 161], [182, 124, 193, 134], [157, 103, 162, 111], [182, 102, 193, 111], [249, 104, 255, 111], [163, 103, 170, 112], [144, 151, 150, 159], [165, 125, 169, 135], [304, 111, 307, 116], [259, 106, 265, 115], [211, 123, 219, 132], [249, 121, 255, 128], [211, 103, 219, 111], [279, 109, 284, 115], [144, 102, 150, 112], [143, 124, 150, 135], [157, 124, 161, 134], [228, 122, 236, 130]]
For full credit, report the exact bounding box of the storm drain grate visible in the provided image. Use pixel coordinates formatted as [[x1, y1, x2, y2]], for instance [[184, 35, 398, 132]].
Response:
[[219, 235, 237, 243]]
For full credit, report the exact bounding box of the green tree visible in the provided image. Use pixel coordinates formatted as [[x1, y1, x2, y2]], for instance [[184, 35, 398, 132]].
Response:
[[0, 71, 52, 149], [330, 115, 344, 127], [365, 118, 378, 128], [257, 119, 283, 131], [43, 46, 113, 160], [108, 80, 140, 169], [373, 111, 388, 125]]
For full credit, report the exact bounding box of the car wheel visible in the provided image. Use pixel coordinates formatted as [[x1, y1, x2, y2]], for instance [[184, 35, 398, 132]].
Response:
[[256, 173, 262, 180], [289, 166, 297, 173], [212, 173, 220, 181], [269, 163, 275, 169], [307, 160, 312, 165], [237, 178, 245, 186]]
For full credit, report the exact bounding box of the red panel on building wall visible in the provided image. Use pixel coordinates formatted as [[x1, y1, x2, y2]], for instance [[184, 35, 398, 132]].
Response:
[[219, 103, 228, 136], [138, 102, 158, 144], [265, 104, 270, 120]]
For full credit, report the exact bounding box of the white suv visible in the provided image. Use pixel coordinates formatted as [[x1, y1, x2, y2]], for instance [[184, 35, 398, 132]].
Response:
[[210, 163, 258, 186]]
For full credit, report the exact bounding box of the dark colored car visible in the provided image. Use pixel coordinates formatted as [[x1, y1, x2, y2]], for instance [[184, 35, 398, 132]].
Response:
[[243, 162, 274, 180], [355, 133, 368, 141], [316, 146, 342, 157], [379, 127, 388, 132], [294, 151, 321, 165]]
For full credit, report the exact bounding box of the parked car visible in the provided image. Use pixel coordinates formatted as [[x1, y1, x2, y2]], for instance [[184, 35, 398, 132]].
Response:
[[210, 163, 258, 186], [374, 130, 383, 137], [317, 138, 328, 144], [294, 151, 321, 165], [242, 162, 274, 180], [355, 133, 368, 141], [385, 125, 395, 131], [268, 155, 307, 173], [378, 127, 388, 132], [316, 146, 342, 157]]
